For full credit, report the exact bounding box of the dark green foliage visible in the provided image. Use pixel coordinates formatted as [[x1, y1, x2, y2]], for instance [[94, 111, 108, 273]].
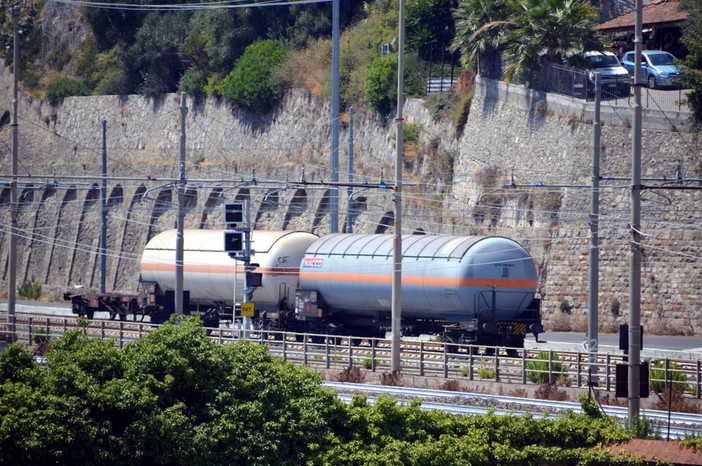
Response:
[[0, 317, 647, 464], [0, 317, 342, 465], [578, 392, 603, 419], [366, 53, 398, 115], [681, 0, 702, 126], [17, 280, 42, 300], [220, 40, 288, 113], [45, 77, 90, 104], [179, 69, 209, 99], [407, 0, 457, 60]]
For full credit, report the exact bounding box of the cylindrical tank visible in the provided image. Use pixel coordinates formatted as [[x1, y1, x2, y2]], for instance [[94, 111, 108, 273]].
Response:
[[140, 230, 318, 310], [299, 234, 538, 321]]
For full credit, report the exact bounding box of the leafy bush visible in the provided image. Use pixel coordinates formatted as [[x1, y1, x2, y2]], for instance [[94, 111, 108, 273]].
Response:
[[527, 351, 565, 384], [45, 77, 89, 104], [18, 281, 41, 300], [178, 69, 209, 100], [478, 367, 496, 379], [362, 356, 376, 370], [578, 392, 603, 419], [94, 70, 131, 96], [365, 53, 397, 115], [650, 360, 690, 393], [220, 39, 288, 112]]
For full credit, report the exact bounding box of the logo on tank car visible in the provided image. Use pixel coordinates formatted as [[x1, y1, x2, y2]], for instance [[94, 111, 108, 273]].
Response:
[[302, 258, 324, 268]]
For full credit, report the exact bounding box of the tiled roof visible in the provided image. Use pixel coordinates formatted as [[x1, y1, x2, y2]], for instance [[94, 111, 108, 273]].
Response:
[[597, 0, 688, 31], [605, 439, 702, 465]]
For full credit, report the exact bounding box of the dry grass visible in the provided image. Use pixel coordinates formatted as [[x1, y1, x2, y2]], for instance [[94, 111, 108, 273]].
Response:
[[335, 366, 366, 384], [274, 38, 331, 96], [380, 371, 403, 387], [534, 383, 569, 401], [440, 379, 462, 392]]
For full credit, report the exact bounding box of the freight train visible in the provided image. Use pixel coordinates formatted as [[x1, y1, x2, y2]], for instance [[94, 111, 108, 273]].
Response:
[[64, 230, 543, 348]]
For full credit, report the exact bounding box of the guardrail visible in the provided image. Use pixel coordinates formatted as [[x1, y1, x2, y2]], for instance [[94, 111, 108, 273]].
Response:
[[2, 313, 701, 400]]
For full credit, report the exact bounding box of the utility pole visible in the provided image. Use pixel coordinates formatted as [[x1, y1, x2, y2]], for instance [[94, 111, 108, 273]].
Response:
[[175, 93, 187, 316], [588, 73, 601, 384], [346, 107, 354, 233], [100, 120, 107, 294], [391, 0, 406, 374], [629, 0, 644, 428], [8, 5, 19, 342], [330, 0, 340, 233]]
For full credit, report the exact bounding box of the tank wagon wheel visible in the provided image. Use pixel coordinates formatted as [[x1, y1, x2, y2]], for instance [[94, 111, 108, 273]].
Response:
[[295, 333, 305, 343], [351, 338, 364, 347]]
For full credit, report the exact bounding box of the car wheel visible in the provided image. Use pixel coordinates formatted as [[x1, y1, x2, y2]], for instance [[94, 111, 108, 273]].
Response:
[[648, 75, 656, 89]]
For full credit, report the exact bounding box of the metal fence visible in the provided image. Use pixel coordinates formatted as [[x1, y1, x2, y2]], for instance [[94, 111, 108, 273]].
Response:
[[4, 313, 701, 400], [538, 63, 690, 112]]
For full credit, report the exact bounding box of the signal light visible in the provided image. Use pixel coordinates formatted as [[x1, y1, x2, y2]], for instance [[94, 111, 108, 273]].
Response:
[[224, 203, 244, 228], [224, 231, 244, 254]]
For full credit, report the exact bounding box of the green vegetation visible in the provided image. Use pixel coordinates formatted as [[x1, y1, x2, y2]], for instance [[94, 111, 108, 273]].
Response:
[[478, 367, 496, 379], [17, 280, 42, 300], [219, 40, 288, 113], [527, 351, 565, 384], [45, 76, 90, 104], [0, 317, 654, 464], [649, 360, 690, 393], [681, 0, 702, 125], [451, 0, 601, 84]]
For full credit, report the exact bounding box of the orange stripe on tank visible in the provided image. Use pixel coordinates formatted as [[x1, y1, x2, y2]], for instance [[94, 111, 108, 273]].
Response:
[[299, 271, 536, 289], [140, 262, 299, 276]]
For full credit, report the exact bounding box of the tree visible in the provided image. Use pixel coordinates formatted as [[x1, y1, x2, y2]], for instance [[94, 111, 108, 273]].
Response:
[[451, 0, 600, 83], [220, 39, 288, 112], [680, 0, 702, 125], [0, 317, 342, 464], [451, 0, 512, 78], [365, 53, 398, 115]]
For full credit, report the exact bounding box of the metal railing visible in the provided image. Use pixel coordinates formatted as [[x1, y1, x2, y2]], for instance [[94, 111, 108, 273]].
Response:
[[3, 313, 701, 399]]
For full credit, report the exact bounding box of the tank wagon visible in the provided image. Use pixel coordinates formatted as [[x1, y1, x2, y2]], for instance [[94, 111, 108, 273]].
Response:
[[64, 230, 543, 348]]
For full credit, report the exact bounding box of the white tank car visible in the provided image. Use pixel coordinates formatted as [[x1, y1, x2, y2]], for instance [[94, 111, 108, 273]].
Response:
[[299, 233, 538, 322], [140, 229, 318, 311]]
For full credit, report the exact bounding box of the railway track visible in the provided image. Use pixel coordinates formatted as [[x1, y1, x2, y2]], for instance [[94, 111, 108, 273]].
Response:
[[3, 309, 702, 403]]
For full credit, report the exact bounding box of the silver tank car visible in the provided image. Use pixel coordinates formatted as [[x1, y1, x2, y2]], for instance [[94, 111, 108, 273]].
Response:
[[140, 229, 318, 311], [299, 233, 538, 323]]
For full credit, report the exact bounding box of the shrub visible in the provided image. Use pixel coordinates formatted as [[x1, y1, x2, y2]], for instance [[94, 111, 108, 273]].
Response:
[[441, 379, 461, 391], [649, 360, 690, 393], [453, 89, 473, 136], [365, 53, 397, 115], [18, 280, 42, 300], [361, 356, 376, 370], [578, 392, 603, 419], [179, 69, 209, 100], [46, 76, 89, 104], [527, 351, 565, 384], [380, 371, 403, 386], [94, 70, 131, 96], [478, 367, 496, 379], [335, 366, 366, 383], [220, 40, 288, 113]]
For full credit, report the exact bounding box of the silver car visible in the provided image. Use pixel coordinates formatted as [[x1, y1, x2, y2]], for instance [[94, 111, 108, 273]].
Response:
[[621, 50, 685, 89]]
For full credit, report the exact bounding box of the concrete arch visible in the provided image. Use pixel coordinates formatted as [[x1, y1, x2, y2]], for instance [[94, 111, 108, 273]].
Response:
[[23, 185, 59, 285], [44, 186, 78, 285], [68, 184, 102, 287], [311, 189, 331, 234], [375, 211, 394, 234], [282, 189, 307, 230], [146, 188, 173, 242], [199, 187, 223, 229], [113, 185, 147, 291]]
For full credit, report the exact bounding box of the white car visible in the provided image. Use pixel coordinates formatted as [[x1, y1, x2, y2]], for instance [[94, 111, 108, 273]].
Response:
[[621, 50, 684, 89]]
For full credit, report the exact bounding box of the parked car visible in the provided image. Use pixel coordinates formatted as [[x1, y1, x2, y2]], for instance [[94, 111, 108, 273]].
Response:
[[565, 51, 631, 97], [621, 50, 685, 89]]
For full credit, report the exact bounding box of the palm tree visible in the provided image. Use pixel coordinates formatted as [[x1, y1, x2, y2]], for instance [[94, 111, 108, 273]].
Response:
[[503, 0, 601, 83], [451, 0, 601, 84], [450, 0, 512, 78]]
